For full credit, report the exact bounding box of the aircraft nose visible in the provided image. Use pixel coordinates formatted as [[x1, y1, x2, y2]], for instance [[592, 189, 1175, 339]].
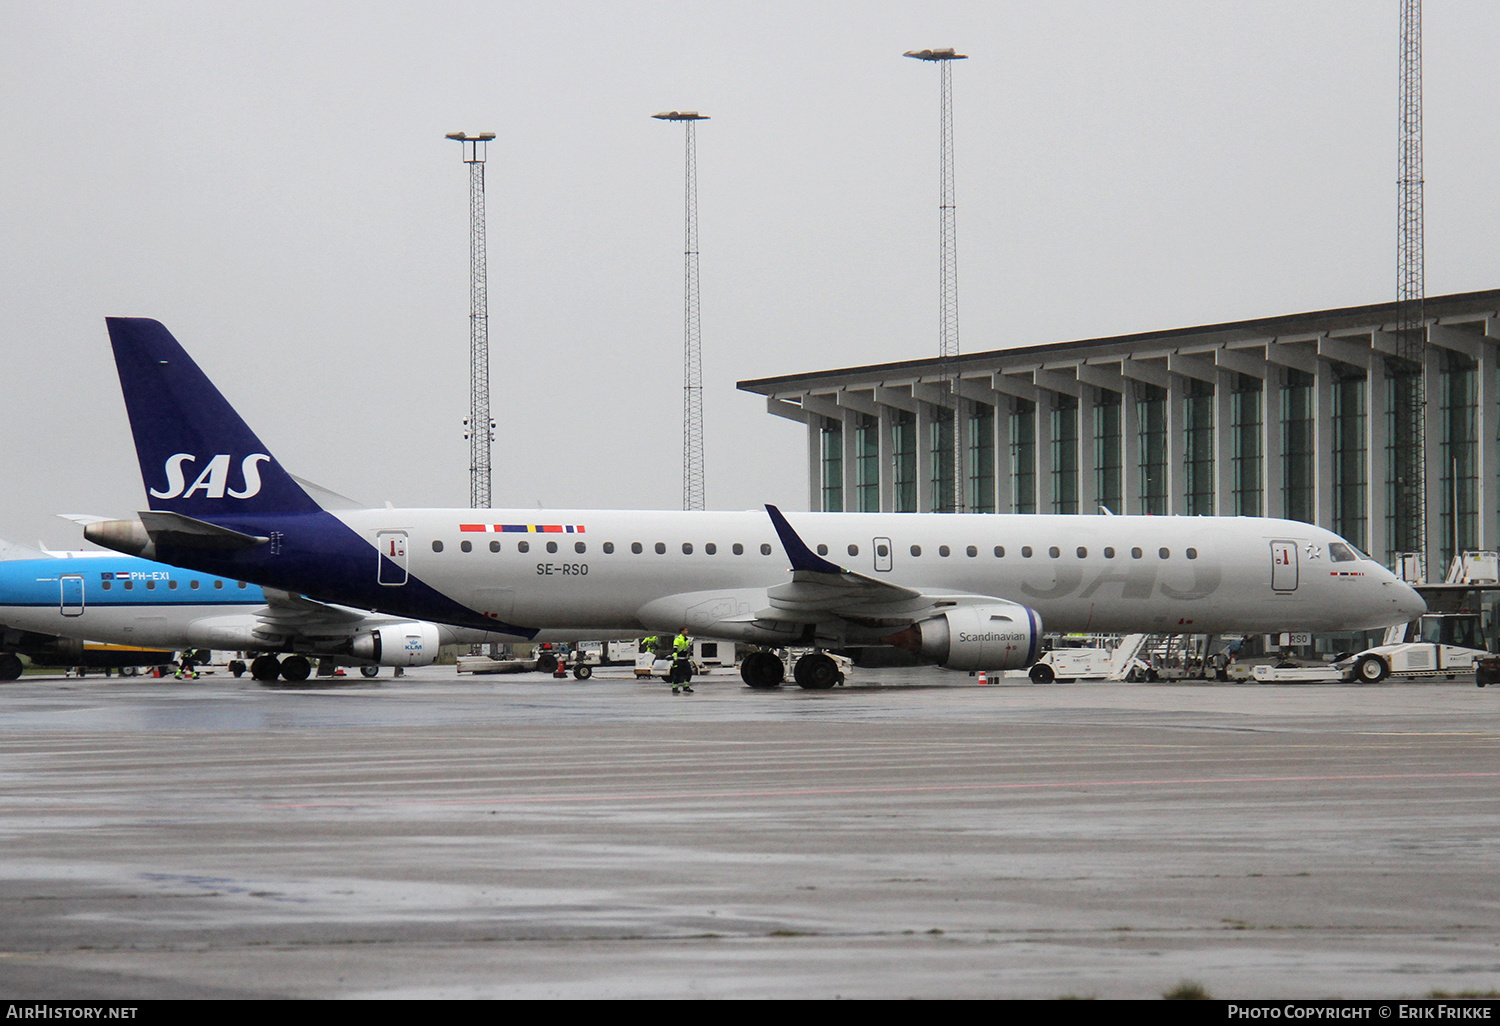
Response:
[[1387, 580, 1426, 621]]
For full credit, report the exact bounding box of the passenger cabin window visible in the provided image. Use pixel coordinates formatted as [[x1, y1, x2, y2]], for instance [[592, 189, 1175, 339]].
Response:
[[101, 580, 111, 591], [910, 545, 922, 557], [848, 544, 860, 557], [1186, 548, 1198, 560], [1076, 547, 1087, 558], [603, 542, 614, 554], [760, 544, 772, 555], [490, 541, 501, 553], [682, 543, 693, 554], [1159, 548, 1170, 559], [705, 543, 716, 555], [939, 545, 950, 557], [966, 546, 977, 557], [994, 546, 1004, 557], [733, 543, 744, 555], [546, 541, 558, 554], [432, 540, 444, 552], [1048, 547, 1060, 558], [655, 543, 666, 554], [1104, 547, 1116, 558], [461, 540, 472, 552], [575, 542, 586, 553], [631, 542, 643, 554], [518, 541, 530, 553], [816, 544, 828, 556], [1021, 546, 1033, 558], [1131, 547, 1143, 559]]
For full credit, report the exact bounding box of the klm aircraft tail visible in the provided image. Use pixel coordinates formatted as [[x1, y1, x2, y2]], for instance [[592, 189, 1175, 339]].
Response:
[[106, 318, 322, 519]]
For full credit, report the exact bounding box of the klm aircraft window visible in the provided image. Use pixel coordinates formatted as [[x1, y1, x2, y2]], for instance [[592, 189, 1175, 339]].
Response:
[[849, 544, 860, 557], [146, 580, 155, 590], [1186, 548, 1198, 560], [1131, 547, 1143, 559], [101, 580, 111, 591], [655, 543, 666, 554], [124, 581, 133, 590], [816, 544, 828, 556], [518, 541, 529, 553], [213, 580, 223, 589], [168, 580, 178, 589], [705, 543, 716, 555], [994, 546, 1004, 557], [939, 545, 950, 557], [1329, 543, 1358, 562], [602, 542, 614, 554], [546, 541, 558, 554], [631, 542, 643, 554], [1104, 547, 1116, 558], [461, 540, 472, 553], [432, 540, 444, 553], [1048, 547, 1060, 558], [1076, 547, 1087, 558], [1021, 546, 1033, 558], [760, 543, 772, 555], [190, 579, 200, 589], [490, 541, 500, 553], [733, 543, 744, 555], [1158, 548, 1170, 559], [966, 546, 977, 557], [910, 545, 922, 557], [238, 582, 247, 589]]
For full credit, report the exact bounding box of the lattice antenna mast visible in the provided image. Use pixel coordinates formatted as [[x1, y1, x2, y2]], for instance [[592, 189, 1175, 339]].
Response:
[[653, 111, 709, 511], [1395, 1, 1426, 564], [447, 132, 496, 509], [906, 48, 967, 512]]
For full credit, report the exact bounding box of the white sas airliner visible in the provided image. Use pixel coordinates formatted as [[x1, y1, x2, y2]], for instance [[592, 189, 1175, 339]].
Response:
[[85, 318, 1425, 689]]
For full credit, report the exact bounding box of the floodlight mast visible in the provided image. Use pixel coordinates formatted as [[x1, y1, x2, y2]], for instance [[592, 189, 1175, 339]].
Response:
[[446, 132, 496, 509], [1394, 1, 1427, 572], [905, 49, 967, 513], [653, 111, 709, 512]]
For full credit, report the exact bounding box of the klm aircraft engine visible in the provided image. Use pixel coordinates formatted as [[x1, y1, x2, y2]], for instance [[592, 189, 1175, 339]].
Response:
[[899, 603, 1042, 671], [349, 622, 443, 667]]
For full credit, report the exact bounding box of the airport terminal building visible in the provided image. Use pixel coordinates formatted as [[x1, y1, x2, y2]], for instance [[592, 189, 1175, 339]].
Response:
[[739, 289, 1500, 583]]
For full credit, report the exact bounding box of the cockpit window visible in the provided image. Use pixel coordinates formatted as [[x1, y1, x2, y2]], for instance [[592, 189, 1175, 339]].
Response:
[[1329, 542, 1359, 563]]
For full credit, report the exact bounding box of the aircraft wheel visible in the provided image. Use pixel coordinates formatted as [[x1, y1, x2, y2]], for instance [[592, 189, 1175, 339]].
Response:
[[360, 665, 380, 678], [1028, 663, 1056, 684], [280, 656, 312, 682], [740, 651, 784, 689], [0, 653, 22, 681], [250, 655, 281, 681], [573, 664, 593, 680], [227, 660, 246, 678], [1354, 654, 1389, 684], [793, 652, 840, 690]]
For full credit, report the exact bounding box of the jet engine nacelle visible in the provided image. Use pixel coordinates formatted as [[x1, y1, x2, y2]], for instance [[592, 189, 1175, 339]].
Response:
[[349, 622, 443, 667], [907, 603, 1042, 671]]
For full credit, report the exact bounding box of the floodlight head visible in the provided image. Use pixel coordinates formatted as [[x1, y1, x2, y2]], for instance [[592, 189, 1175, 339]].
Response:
[[903, 48, 967, 61], [652, 111, 710, 121]]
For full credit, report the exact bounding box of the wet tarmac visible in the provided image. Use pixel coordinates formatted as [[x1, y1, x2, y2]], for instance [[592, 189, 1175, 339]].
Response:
[[1, 665, 1498, 999]]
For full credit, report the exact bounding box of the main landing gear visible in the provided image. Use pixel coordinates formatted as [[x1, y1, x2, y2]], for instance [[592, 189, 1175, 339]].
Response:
[[739, 650, 844, 690], [249, 654, 313, 684]]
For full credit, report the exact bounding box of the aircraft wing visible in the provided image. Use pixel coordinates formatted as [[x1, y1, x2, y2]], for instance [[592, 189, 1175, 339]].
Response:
[[250, 588, 385, 645]]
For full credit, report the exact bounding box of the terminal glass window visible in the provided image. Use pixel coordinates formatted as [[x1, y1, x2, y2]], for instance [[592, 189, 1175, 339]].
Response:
[[1050, 395, 1079, 514], [1183, 379, 1214, 515], [1332, 363, 1368, 551], [1009, 398, 1036, 514], [929, 405, 955, 512], [854, 413, 880, 512], [819, 417, 843, 512], [1281, 368, 1315, 524], [1230, 373, 1263, 517], [1136, 384, 1167, 516], [968, 402, 995, 513], [892, 409, 917, 513], [1385, 364, 1425, 559], [1441, 349, 1478, 568], [1093, 390, 1122, 514]]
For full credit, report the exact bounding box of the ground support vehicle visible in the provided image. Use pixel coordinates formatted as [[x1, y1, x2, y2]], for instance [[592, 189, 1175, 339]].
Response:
[[1332, 612, 1489, 683]]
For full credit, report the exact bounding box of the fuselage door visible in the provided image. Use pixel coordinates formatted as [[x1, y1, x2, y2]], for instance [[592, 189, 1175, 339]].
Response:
[[377, 531, 409, 586], [59, 574, 84, 616], [1270, 540, 1298, 592], [873, 537, 893, 573]]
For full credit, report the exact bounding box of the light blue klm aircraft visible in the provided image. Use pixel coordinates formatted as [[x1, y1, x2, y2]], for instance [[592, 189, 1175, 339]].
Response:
[[0, 538, 495, 682]]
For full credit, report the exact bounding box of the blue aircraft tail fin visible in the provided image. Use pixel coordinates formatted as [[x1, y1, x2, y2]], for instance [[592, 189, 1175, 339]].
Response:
[[106, 318, 322, 518]]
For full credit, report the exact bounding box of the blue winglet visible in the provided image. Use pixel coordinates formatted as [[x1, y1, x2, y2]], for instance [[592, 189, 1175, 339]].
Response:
[[765, 505, 844, 575]]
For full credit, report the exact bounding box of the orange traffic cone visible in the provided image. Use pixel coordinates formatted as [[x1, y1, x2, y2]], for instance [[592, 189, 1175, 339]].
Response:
[[977, 670, 988, 686]]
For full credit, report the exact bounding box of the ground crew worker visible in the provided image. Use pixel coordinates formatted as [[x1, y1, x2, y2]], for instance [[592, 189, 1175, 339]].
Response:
[[670, 628, 694, 694]]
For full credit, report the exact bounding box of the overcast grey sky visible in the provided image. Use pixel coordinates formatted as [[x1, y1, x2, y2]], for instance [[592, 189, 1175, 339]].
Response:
[[3, 1, 1498, 550]]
